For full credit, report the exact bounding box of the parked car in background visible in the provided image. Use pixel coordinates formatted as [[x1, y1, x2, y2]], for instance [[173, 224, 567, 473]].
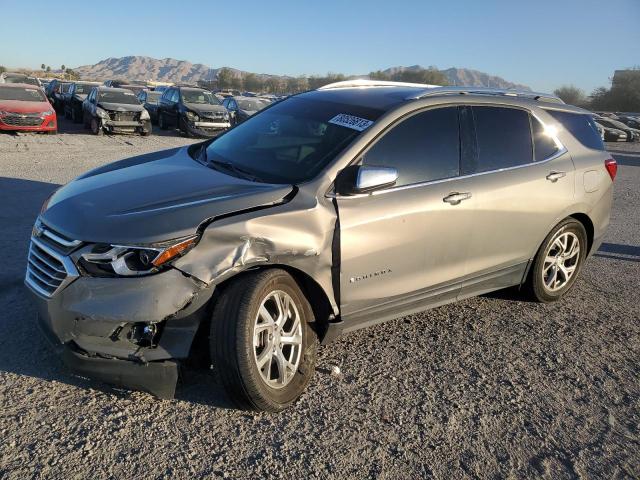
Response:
[[595, 122, 627, 142], [63, 82, 101, 123], [82, 86, 151, 136], [120, 84, 145, 96], [157, 86, 230, 137], [594, 116, 639, 142], [137, 90, 162, 124], [0, 83, 57, 134], [617, 115, 640, 129], [0, 72, 42, 87], [26, 81, 615, 410], [46, 81, 72, 113], [222, 96, 271, 125]]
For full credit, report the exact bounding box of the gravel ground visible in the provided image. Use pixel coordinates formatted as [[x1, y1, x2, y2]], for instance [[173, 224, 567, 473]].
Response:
[[0, 120, 638, 479]]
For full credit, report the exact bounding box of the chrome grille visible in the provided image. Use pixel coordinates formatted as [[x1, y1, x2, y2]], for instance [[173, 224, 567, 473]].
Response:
[[25, 223, 81, 298], [2, 114, 44, 127]]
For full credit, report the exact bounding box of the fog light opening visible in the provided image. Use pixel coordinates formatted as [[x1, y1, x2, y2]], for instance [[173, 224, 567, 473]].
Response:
[[129, 323, 160, 347]]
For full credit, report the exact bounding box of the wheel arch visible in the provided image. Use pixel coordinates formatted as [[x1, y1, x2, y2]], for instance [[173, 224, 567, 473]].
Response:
[[569, 212, 595, 255]]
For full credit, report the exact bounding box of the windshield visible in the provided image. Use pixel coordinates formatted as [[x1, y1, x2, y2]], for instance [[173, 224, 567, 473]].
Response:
[[60, 84, 71, 93], [203, 96, 383, 184], [98, 90, 140, 105], [0, 86, 46, 102], [237, 98, 271, 111], [182, 90, 220, 105], [74, 83, 96, 94], [145, 91, 162, 103]]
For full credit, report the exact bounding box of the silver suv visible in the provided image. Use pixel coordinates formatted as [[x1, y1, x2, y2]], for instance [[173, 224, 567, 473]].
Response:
[[26, 80, 616, 411]]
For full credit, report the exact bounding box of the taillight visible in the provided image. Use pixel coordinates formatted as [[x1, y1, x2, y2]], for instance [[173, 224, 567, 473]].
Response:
[[605, 159, 617, 181]]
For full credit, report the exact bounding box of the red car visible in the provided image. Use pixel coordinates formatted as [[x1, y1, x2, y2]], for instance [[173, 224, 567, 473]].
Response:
[[0, 83, 57, 134]]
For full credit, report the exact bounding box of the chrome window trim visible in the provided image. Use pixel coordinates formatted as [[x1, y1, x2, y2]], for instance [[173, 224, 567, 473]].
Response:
[[329, 104, 567, 200]]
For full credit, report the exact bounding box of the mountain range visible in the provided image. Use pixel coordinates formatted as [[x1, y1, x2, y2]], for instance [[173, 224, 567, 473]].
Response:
[[72, 56, 530, 90]]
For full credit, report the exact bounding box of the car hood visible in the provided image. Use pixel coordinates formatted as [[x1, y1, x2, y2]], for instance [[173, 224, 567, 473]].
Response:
[[184, 103, 227, 115], [239, 109, 258, 116], [41, 146, 294, 244], [97, 102, 144, 112], [0, 100, 51, 113]]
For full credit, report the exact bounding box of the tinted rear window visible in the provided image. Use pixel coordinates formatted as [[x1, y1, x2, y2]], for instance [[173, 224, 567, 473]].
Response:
[[466, 106, 533, 174], [546, 110, 605, 151]]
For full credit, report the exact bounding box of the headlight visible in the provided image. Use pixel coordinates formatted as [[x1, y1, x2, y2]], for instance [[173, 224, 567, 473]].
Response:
[[96, 107, 110, 119], [223, 112, 230, 120], [79, 236, 198, 277], [185, 110, 199, 122], [140, 109, 150, 120], [0, 110, 10, 116], [41, 110, 53, 116]]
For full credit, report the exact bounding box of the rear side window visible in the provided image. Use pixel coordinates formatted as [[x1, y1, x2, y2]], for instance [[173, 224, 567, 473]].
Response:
[[531, 116, 560, 161], [465, 106, 533, 174], [363, 107, 460, 187], [545, 110, 605, 151]]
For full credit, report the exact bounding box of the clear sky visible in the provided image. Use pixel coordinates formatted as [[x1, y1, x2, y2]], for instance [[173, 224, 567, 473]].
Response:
[[1, 0, 638, 93]]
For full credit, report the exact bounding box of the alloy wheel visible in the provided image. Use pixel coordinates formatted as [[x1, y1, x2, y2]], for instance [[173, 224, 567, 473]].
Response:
[[252, 290, 303, 389], [542, 231, 581, 292]]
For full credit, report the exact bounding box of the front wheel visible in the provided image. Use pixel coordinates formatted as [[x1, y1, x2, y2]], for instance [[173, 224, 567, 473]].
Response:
[[524, 218, 587, 303], [210, 269, 317, 411], [90, 118, 103, 136]]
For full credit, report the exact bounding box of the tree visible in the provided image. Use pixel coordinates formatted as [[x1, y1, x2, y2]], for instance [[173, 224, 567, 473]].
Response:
[[41, 63, 46, 72], [45, 66, 51, 73], [243, 73, 262, 92], [0, 65, 6, 74], [216, 68, 234, 89], [554, 85, 586, 107], [65, 68, 80, 81]]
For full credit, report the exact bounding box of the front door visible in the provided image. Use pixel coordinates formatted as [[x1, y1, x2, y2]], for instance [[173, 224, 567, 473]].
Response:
[[336, 106, 475, 329]]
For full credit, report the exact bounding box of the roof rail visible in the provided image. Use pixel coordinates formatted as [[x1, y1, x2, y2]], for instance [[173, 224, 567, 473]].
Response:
[[407, 86, 564, 104], [318, 79, 440, 90]]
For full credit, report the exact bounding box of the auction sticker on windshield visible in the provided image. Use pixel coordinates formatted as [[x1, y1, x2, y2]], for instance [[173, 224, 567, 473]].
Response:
[[328, 113, 374, 131]]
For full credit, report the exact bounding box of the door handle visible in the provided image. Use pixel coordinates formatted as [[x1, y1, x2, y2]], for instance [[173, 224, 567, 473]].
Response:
[[443, 192, 472, 205], [546, 171, 566, 182]]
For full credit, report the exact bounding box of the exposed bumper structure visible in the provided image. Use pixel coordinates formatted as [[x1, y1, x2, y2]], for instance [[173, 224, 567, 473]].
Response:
[[27, 268, 215, 398], [185, 119, 230, 137], [102, 118, 151, 135]]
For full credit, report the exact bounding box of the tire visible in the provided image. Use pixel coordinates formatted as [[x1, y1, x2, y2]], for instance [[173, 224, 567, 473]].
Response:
[[210, 269, 318, 411], [158, 112, 168, 130], [90, 118, 103, 136], [524, 218, 587, 303]]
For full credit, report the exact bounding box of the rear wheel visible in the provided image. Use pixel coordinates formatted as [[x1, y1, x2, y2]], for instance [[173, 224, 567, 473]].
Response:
[[210, 269, 317, 411], [524, 218, 587, 302]]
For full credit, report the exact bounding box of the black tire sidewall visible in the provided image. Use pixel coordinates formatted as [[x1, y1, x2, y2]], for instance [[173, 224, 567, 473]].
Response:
[[529, 219, 587, 302], [211, 269, 317, 411]]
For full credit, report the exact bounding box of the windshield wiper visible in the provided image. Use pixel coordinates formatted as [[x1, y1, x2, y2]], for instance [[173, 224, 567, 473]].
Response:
[[208, 158, 261, 182]]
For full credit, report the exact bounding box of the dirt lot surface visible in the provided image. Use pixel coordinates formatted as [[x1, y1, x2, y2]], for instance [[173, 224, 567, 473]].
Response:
[[0, 120, 638, 479]]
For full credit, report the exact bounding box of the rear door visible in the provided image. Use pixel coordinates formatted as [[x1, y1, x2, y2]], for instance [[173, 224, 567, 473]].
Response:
[[337, 107, 476, 329], [459, 105, 575, 296]]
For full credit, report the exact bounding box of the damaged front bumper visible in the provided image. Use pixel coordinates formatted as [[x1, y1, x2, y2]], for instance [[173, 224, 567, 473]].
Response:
[[102, 119, 152, 135], [28, 268, 215, 398], [185, 119, 230, 138]]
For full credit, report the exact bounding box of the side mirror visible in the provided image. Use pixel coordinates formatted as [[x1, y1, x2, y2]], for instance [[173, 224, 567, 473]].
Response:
[[335, 165, 398, 196]]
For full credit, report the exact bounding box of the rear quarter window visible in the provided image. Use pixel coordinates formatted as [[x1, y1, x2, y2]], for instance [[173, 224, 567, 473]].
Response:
[[545, 110, 605, 151]]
